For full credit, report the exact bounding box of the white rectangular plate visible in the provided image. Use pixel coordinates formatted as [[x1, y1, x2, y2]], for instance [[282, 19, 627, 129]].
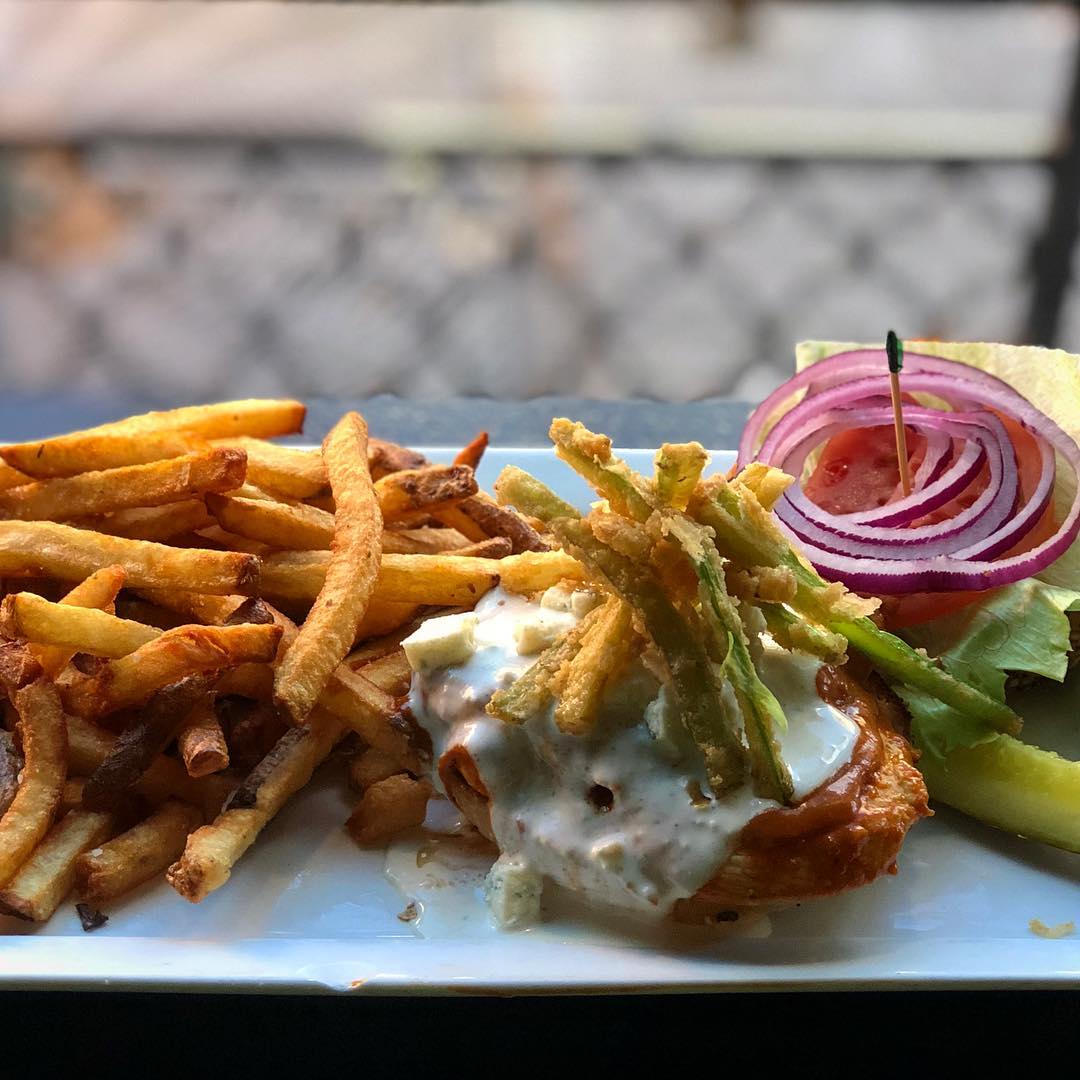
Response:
[[1, 448, 1077, 993]]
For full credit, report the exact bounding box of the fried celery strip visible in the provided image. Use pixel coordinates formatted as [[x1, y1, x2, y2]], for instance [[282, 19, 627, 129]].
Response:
[[663, 515, 793, 803], [548, 420, 792, 800], [486, 605, 606, 724], [689, 471, 1021, 734], [654, 442, 709, 510], [554, 597, 633, 735], [758, 603, 848, 665]]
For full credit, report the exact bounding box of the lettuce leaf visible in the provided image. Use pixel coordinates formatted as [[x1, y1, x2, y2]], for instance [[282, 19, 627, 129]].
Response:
[[894, 580, 1080, 759]]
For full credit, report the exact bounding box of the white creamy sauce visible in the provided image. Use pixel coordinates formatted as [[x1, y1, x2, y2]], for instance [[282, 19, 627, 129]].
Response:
[[405, 588, 858, 924]]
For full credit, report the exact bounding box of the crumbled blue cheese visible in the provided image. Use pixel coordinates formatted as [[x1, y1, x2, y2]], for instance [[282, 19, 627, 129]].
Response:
[[570, 589, 602, 618], [539, 584, 575, 612], [402, 613, 478, 672], [484, 854, 543, 929], [512, 609, 576, 655]]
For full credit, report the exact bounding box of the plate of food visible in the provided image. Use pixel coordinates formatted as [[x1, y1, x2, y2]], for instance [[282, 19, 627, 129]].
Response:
[[0, 339, 1077, 993]]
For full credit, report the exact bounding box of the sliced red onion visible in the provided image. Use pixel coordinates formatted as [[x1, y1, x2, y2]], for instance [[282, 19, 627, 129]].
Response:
[[738, 349, 1080, 593]]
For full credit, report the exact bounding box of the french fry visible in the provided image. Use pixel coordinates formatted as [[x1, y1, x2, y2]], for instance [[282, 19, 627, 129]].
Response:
[[134, 589, 253, 626], [206, 494, 333, 551], [82, 674, 219, 810], [66, 714, 231, 819], [430, 504, 488, 542], [0, 730, 22, 816], [76, 799, 202, 904], [0, 448, 247, 522], [318, 664, 410, 757], [367, 438, 427, 479], [440, 493, 550, 554], [166, 708, 344, 902], [85, 500, 214, 542], [59, 778, 85, 815], [274, 413, 382, 724], [346, 775, 432, 846], [0, 640, 46, 694], [454, 536, 513, 560], [554, 597, 634, 735], [62, 623, 282, 717], [217, 698, 287, 773], [375, 465, 478, 521], [353, 602, 422, 643], [178, 697, 230, 778], [0, 461, 32, 492], [0, 809, 115, 921], [353, 649, 413, 697], [497, 549, 586, 594], [0, 399, 306, 478], [211, 437, 326, 499], [0, 679, 68, 888], [379, 526, 473, 554], [348, 747, 420, 791], [27, 565, 126, 679], [195, 525, 271, 556], [0, 520, 259, 594], [2, 592, 162, 658], [260, 551, 501, 605], [454, 431, 489, 471]]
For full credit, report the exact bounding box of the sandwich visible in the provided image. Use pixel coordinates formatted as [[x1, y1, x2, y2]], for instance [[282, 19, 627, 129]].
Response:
[[403, 418, 941, 928]]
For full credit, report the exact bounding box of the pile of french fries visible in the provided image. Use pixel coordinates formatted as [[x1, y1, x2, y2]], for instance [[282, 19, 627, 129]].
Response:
[[0, 400, 579, 924]]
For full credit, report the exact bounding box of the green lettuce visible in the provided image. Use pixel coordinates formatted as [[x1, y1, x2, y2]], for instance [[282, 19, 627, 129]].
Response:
[[895, 580, 1080, 759]]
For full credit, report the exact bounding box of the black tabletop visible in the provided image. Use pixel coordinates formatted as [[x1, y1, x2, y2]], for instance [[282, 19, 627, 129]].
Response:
[[3, 396, 1076, 1066]]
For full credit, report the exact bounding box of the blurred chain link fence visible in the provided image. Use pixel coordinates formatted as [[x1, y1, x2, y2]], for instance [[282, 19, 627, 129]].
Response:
[[0, 141, 1057, 402]]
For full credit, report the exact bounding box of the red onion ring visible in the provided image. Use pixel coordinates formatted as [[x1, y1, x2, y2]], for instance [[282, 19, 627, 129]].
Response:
[[739, 349, 1080, 594]]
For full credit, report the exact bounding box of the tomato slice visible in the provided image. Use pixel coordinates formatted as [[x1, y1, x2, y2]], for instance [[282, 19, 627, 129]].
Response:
[[803, 413, 1052, 629]]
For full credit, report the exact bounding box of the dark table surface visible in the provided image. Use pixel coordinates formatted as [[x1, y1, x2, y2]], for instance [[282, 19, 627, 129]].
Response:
[[3, 396, 1076, 1065]]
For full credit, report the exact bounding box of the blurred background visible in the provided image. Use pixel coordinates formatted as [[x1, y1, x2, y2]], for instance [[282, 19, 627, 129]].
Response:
[[2, 0, 1080, 405]]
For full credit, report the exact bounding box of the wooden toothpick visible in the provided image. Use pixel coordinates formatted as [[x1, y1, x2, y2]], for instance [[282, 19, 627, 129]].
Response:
[[887, 330, 913, 496]]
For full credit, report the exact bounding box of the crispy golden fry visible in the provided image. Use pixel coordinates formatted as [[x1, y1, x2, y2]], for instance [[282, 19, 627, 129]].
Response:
[[430, 504, 488, 542], [59, 778, 85, 815], [178, 698, 230, 777], [318, 663, 410, 757], [0, 730, 23, 816], [347, 621, 426, 667], [62, 623, 282, 717], [260, 550, 499, 605], [166, 708, 344, 902], [82, 674, 219, 810], [0, 520, 259, 594], [274, 413, 383, 724], [84, 500, 214, 542], [195, 524, 271, 556], [0, 448, 246, 522], [206, 494, 333, 551], [497, 549, 586, 594], [442, 493, 550, 554], [134, 589, 252, 626], [0, 809, 115, 921], [211, 437, 326, 499], [348, 746, 420, 791], [353, 602, 422, 643], [346, 775, 432, 846], [375, 465, 478, 521], [454, 536, 513, 559], [379, 526, 473, 554], [2, 592, 162, 657], [554, 597, 634, 735], [76, 799, 202, 903], [66, 714, 231, 819], [352, 649, 413, 697], [0, 679, 68, 887], [367, 438, 427, 480], [454, 431, 489, 471], [27, 565, 126, 679], [0, 461, 31, 492], [0, 399, 306, 478]]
